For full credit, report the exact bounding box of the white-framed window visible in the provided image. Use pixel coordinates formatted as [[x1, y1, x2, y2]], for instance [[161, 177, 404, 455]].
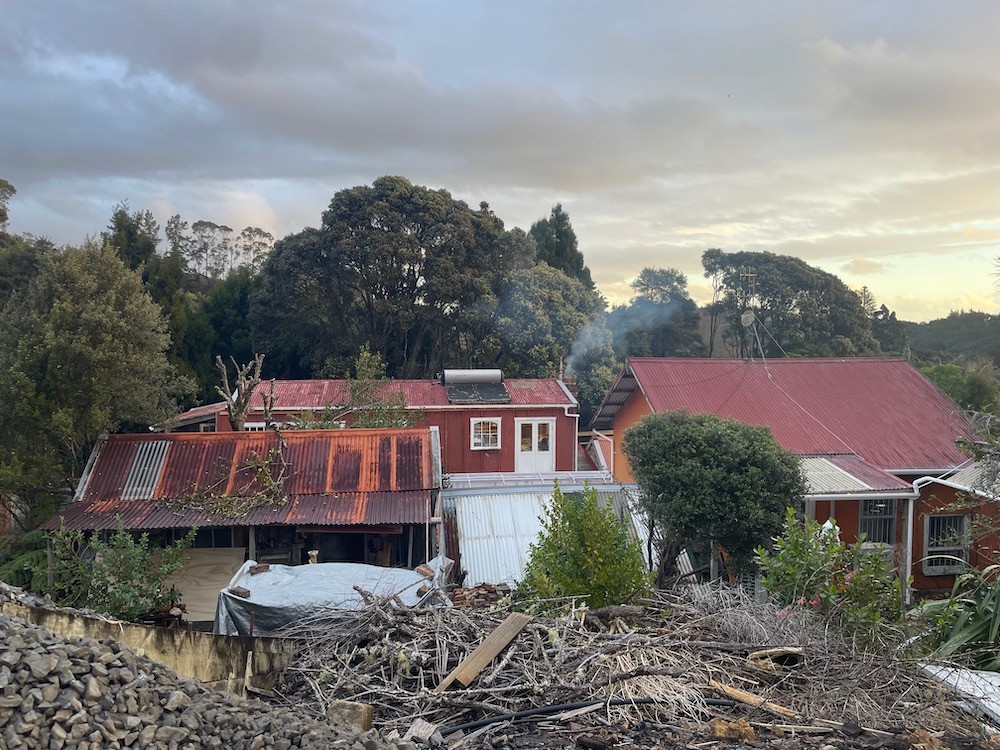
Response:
[[244, 422, 268, 432], [470, 418, 501, 450], [923, 514, 970, 575], [198, 422, 216, 433]]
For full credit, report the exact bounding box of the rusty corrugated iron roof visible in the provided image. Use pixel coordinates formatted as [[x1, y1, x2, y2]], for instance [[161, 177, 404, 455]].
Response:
[[46, 428, 437, 531], [595, 357, 973, 472]]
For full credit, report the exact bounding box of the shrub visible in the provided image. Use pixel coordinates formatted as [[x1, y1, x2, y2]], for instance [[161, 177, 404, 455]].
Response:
[[519, 485, 650, 609], [756, 508, 901, 635], [912, 564, 1000, 670], [48, 518, 195, 621]]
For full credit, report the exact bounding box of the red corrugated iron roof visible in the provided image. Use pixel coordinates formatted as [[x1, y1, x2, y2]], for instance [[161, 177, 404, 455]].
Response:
[[46, 429, 437, 531], [235, 378, 574, 410], [610, 358, 973, 472]]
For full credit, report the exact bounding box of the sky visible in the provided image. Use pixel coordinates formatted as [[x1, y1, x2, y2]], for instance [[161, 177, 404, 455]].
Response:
[[3, 1, 1000, 323]]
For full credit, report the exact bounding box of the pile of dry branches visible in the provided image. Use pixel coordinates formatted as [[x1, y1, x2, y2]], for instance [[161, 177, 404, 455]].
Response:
[[273, 587, 983, 740]]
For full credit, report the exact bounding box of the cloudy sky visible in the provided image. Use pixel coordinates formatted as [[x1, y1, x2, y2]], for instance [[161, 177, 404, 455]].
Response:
[[4, 1, 1000, 322]]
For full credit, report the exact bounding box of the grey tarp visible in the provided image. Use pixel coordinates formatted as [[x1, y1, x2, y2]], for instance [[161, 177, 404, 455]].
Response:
[[214, 559, 448, 636]]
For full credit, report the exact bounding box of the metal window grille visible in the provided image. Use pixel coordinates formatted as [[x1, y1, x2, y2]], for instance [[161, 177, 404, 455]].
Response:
[[859, 498, 896, 545], [923, 515, 969, 575], [121, 441, 170, 500]]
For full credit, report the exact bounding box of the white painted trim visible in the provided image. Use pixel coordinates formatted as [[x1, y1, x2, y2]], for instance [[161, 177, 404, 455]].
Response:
[[469, 417, 501, 451], [514, 417, 557, 473]]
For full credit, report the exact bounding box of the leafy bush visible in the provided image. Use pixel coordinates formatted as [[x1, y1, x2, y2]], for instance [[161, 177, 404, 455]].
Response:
[[622, 411, 806, 578], [912, 564, 1000, 670], [48, 519, 195, 621], [519, 485, 650, 609], [0, 529, 49, 592], [756, 508, 901, 635]]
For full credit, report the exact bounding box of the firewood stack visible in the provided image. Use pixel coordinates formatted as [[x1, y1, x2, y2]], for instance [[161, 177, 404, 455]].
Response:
[[449, 581, 512, 607]]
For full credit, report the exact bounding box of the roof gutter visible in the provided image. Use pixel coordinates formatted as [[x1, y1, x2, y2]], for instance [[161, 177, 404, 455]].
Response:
[[807, 490, 918, 502]]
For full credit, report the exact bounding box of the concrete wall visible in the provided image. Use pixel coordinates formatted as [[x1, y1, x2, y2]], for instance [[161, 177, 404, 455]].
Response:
[[2, 602, 293, 695]]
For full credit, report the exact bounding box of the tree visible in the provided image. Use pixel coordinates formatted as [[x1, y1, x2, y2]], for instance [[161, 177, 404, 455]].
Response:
[[215, 354, 265, 431], [608, 267, 705, 359], [0, 178, 15, 230], [0, 231, 52, 307], [622, 411, 806, 579], [191, 220, 234, 278], [234, 226, 274, 272], [519, 485, 650, 609], [286, 346, 420, 429], [702, 249, 879, 358], [923, 360, 1000, 415], [529, 204, 594, 288], [0, 241, 192, 492], [249, 176, 523, 378], [102, 201, 160, 271], [484, 263, 605, 377]]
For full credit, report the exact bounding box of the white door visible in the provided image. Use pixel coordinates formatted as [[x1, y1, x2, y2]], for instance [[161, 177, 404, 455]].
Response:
[[515, 419, 555, 473]]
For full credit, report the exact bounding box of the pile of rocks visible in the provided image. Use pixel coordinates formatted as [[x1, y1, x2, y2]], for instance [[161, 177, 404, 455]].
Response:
[[0, 610, 412, 750], [449, 582, 512, 607]]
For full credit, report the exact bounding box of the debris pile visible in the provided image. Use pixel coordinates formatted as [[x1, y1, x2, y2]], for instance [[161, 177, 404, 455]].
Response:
[[277, 589, 989, 746], [0, 609, 409, 750], [449, 582, 512, 608]]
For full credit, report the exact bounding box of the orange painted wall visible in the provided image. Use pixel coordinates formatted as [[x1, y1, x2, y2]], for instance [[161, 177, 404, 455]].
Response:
[[610, 388, 653, 483]]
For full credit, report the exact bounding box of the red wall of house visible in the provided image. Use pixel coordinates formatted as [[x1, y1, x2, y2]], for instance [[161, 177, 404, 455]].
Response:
[[911, 484, 1000, 593], [214, 406, 577, 474]]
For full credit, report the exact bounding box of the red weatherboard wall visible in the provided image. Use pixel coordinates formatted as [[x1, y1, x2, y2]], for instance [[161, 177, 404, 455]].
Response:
[[912, 484, 1000, 593], [216, 406, 577, 473]]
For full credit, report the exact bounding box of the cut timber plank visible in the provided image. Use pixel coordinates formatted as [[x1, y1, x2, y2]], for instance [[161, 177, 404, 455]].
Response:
[[708, 679, 798, 719], [435, 612, 532, 692], [164, 548, 247, 622]]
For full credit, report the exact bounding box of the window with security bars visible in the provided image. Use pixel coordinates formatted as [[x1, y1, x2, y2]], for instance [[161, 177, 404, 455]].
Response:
[[470, 418, 500, 450], [923, 514, 970, 575], [859, 498, 896, 545]]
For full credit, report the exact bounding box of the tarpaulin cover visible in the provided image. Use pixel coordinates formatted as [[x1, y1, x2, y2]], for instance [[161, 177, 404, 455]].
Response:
[[213, 560, 448, 636]]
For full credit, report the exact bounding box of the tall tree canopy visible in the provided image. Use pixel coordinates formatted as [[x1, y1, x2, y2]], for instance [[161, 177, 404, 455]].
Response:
[[608, 267, 705, 359], [250, 176, 539, 378], [0, 178, 16, 230], [485, 262, 605, 377], [529, 204, 594, 288], [102, 201, 160, 271], [0, 242, 190, 477], [704, 249, 879, 358]]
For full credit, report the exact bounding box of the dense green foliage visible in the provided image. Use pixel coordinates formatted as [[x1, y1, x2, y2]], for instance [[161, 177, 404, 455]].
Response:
[[907, 312, 1000, 363], [703, 249, 880, 358], [0, 242, 190, 532], [607, 267, 705, 360], [757, 509, 901, 636], [47, 521, 195, 621], [622, 411, 806, 576], [922, 361, 1000, 415], [520, 486, 650, 609], [529, 204, 594, 289], [913, 564, 1000, 670]]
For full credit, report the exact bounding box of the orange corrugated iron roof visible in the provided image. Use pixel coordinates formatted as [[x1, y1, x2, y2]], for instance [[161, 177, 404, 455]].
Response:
[[46, 428, 438, 531]]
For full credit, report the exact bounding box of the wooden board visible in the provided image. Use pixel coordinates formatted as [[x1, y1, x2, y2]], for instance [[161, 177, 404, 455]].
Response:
[[165, 548, 247, 622], [435, 612, 532, 692]]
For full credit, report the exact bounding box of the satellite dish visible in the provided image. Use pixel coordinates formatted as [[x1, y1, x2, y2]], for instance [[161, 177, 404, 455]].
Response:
[[740, 310, 756, 327]]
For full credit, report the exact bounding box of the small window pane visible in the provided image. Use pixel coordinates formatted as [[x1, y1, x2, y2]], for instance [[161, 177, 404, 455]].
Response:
[[471, 420, 499, 449], [537, 423, 550, 451], [520, 423, 532, 451]]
